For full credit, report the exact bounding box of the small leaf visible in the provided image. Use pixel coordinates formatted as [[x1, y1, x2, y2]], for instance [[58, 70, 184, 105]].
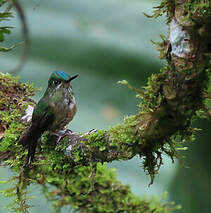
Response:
[[117, 80, 128, 86], [0, 42, 23, 52]]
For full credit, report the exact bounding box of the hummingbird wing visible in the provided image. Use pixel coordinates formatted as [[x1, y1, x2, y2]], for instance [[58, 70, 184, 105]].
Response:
[[20, 99, 54, 164], [29, 102, 55, 163]]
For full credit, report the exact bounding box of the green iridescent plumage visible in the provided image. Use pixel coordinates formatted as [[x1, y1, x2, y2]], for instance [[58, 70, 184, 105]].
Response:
[[20, 71, 78, 164]]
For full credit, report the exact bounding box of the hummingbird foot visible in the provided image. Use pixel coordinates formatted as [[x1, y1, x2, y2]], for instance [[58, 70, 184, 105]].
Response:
[[51, 128, 74, 144], [65, 129, 97, 158]]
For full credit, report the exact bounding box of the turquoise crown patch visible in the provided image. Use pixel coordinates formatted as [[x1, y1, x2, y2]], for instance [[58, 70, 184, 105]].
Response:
[[51, 70, 70, 81]]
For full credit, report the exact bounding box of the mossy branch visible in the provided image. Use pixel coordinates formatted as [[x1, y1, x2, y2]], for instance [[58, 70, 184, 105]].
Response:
[[0, 0, 211, 212]]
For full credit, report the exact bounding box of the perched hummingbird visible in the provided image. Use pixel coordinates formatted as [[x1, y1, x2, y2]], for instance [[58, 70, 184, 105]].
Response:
[[20, 71, 78, 164]]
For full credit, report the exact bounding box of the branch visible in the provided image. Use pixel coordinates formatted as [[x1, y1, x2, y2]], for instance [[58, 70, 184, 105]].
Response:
[[0, 0, 211, 212]]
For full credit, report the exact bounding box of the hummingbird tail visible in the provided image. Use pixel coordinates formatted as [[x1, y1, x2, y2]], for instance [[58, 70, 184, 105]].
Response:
[[19, 124, 44, 164]]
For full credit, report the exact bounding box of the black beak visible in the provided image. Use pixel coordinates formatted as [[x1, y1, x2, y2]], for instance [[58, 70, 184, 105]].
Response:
[[66, 74, 78, 83]]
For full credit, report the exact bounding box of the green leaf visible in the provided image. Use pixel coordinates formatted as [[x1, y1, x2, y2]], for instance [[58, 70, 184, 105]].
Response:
[[0, 42, 23, 52]]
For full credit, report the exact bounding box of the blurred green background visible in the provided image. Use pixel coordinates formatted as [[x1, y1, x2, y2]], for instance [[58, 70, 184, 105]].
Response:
[[0, 0, 210, 212]]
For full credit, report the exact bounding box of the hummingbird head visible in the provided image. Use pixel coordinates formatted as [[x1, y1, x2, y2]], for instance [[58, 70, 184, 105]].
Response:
[[43, 70, 78, 104], [48, 71, 78, 89]]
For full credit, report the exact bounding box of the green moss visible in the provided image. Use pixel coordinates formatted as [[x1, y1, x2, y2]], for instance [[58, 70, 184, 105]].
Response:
[[0, 73, 35, 157], [143, 0, 175, 23], [86, 129, 107, 150], [179, 0, 211, 26], [110, 116, 138, 144], [40, 163, 178, 213], [145, 0, 211, 26], [0, 1, 17, 52]]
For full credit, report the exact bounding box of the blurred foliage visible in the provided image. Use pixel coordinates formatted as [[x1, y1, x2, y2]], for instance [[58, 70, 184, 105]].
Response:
[[0, 0, 14, 51], [170, 119, 211, 213]]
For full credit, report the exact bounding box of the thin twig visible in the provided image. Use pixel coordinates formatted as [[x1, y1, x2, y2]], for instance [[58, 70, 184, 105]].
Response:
[[9, 0, 30, 75]]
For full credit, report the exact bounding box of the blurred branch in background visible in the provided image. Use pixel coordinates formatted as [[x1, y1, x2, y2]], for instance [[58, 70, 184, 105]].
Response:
[[9, 0, 29, 75], [0, 0, 211, 213], [0, 0, 29, 74]]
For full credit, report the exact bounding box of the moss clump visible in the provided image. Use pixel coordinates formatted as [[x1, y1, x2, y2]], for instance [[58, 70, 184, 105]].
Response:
[[175, 0, 211, 26], [40, 163, 179, 213], [0, 73, 37, 212], [143, 0, 175, 22], [145, 0, 211, 26], [0, 73, 35, 155], [86, 129, 107, 151], [108, 115, 139, 159]]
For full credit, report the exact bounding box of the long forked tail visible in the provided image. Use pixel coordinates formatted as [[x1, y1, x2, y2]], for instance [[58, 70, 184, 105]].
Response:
[[19, 124, 43, 165]]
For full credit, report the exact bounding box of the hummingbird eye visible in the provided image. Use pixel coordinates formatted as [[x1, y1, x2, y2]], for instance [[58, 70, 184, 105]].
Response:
[[53, 79, 60, 85]]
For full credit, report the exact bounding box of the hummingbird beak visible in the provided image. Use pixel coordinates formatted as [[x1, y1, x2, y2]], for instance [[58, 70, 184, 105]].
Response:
[[66, 74, 79, 83]]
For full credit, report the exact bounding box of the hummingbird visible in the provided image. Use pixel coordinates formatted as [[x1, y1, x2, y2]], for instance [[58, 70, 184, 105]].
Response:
[[19, 71, 78, 164]]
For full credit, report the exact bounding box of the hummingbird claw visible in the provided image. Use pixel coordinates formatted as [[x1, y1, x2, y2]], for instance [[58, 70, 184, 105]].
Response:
[[51, 128, 74, 144]]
